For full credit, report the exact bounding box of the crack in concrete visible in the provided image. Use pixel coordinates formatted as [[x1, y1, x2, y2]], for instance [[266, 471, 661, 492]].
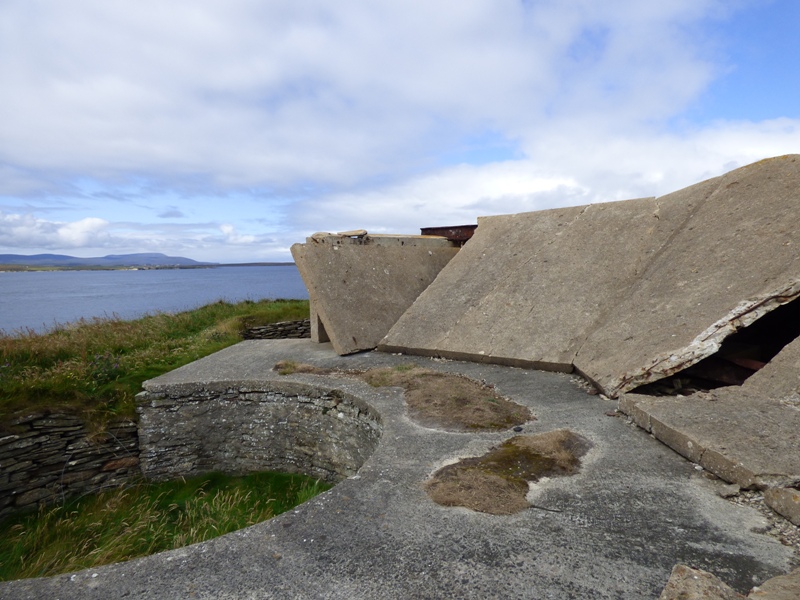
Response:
[[607, 279, 800, 396]]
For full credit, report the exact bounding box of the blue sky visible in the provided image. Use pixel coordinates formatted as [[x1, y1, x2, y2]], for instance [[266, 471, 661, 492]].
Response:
[[1, 0, 799, 263]]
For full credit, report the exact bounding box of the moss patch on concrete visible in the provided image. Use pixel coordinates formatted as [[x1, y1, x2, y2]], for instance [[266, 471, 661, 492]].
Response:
[[273, 362, 532, 431], [425, 429, 592, 515]]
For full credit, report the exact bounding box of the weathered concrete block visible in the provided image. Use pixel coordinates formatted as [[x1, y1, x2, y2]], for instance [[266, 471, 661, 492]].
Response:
[[381, 198, 681, 370], [763, 488, 800, 527], [658, 564, 745, 599], [618, 389, 800, 489], [578, 156, 800, 396], [292, 234, 458, 355], [749, 567, 800, 599]]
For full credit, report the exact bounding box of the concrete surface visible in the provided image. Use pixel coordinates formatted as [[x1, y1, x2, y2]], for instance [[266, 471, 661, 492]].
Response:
[[379, 155, 800, 397], [291, 233, 458, 356], [379, 199, 664, 371], [2, 339, 796, 600], [577, 155, 800, 396]]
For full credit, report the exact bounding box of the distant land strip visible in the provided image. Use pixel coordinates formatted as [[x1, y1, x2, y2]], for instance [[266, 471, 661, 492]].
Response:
[[0, 253, 295, 271]]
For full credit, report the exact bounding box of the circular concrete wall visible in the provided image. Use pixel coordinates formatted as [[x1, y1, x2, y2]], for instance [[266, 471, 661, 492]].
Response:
[[136, 381, 382, 483]]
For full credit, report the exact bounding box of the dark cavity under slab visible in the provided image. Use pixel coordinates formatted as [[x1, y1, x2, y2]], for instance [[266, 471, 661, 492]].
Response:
[[632, 296, 800, 396]]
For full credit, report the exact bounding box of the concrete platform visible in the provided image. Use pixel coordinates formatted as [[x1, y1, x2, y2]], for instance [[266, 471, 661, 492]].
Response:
[[619, 335, 800, 519], [2, 340, 797, 600]]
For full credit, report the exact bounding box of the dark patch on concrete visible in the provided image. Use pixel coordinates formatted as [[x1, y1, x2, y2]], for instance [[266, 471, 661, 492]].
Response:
[[273, 362, 532, 431], [425, 429, 591, 515]]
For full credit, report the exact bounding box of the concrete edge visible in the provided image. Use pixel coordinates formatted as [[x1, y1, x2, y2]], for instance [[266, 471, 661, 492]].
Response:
[[376, 343, 574, 373]]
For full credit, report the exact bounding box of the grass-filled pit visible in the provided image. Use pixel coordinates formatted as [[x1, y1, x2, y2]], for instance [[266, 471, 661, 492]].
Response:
[[0, 470, 330, 581]]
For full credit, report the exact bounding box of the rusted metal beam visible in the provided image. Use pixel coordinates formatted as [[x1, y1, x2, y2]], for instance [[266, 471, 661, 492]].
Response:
[[420, 225, 477, 245]]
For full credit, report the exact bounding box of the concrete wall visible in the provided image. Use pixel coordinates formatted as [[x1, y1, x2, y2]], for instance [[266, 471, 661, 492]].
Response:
[[292, 234, 459, 355], [137, 381, 382, 483], [0, 414, 139, 520]]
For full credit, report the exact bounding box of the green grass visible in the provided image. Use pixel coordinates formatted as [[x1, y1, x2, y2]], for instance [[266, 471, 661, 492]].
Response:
[[0, 471, 331, 581], [0, 299, 309, 427]]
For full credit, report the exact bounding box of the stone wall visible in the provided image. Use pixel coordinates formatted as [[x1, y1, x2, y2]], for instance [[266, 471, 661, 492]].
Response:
[[243, 319, 311, 340], [0, 414, 139, 520], [137, 381, 382, 484]]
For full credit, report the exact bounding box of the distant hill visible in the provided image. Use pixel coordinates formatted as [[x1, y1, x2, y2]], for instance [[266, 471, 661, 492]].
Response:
[[0, 253, 215, 267]]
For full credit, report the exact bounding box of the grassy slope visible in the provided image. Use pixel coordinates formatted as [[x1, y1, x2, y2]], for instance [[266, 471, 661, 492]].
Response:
[[0, 299, 309, 427]]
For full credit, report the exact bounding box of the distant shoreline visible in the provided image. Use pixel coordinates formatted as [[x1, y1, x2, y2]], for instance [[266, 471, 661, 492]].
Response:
[[0, 262, 295, 272]]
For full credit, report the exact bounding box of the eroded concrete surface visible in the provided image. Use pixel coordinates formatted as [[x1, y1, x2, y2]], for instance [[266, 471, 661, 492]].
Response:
[[2, 340, 796, 600]]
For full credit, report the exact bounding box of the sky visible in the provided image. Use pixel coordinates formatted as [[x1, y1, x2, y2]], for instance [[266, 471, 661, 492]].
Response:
[[1, 0, 799, 263]]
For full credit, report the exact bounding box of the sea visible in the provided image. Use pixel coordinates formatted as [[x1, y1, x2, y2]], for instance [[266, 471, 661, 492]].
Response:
[[0, 265, 309, 335]]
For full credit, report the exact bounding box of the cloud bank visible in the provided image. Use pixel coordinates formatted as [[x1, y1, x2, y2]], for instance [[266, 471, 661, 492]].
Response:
[[0, 0, 797, 260]]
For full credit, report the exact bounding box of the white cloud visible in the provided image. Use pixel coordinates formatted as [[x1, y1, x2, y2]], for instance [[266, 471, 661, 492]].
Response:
[[0, 213, 110, 249], [0, 0, 734, 192], [288, 115, 800, 237], [219, 224, 256, 244]]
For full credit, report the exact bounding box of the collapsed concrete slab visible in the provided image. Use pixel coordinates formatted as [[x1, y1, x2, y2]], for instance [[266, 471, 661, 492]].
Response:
[[380, 155, 800, 397], [576, 155, 800, 396], [291, 233, 458, 355], [618, 336, 800, 496]]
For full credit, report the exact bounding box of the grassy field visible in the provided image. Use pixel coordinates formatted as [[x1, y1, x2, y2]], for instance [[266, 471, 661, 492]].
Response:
[[0, 299, 309, 428], [0, 471, 330, 580]]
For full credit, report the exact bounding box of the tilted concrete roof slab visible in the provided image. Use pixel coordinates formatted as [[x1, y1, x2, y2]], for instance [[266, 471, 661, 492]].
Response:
[[380, 197, 687, 370], [577, 155, 800, 395], [381, 155, 800, 397], [291, 234, 458, 355]]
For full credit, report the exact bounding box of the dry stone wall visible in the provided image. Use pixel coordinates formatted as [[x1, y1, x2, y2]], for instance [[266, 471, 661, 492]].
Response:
[[0, 414, 139, 520], [137, 381, 382, 484], [243, 319, 311, 340]]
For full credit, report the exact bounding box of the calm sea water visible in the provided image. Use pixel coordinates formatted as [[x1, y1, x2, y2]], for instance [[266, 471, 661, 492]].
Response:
[[0, 266, 308, 335]]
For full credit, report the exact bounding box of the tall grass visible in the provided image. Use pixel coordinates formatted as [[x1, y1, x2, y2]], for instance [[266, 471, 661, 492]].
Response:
[[0, 299, 309, 425], [0, 471, 330, 581]]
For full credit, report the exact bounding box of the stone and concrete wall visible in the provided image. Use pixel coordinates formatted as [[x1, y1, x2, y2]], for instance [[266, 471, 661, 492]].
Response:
[[136, 380, 382, 484], [0, 322, 322, 519], [291, 233, 459, 355], [0, 414, 139, 520]]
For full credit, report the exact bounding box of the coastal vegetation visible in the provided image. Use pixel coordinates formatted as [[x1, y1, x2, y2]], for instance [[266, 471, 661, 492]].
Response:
[[0, 299, 324, 581], [0, 299, 309, 428]]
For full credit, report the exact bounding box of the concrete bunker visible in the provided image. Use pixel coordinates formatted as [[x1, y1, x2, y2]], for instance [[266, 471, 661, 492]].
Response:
[[136, 380, 382, 484]]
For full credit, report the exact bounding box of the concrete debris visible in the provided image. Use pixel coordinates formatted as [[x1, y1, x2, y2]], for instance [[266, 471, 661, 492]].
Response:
[[764, 488, 800, 527], [336, 229, 368, 237], [748, 568, 800, 599], [659, 565, 745, 599]]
